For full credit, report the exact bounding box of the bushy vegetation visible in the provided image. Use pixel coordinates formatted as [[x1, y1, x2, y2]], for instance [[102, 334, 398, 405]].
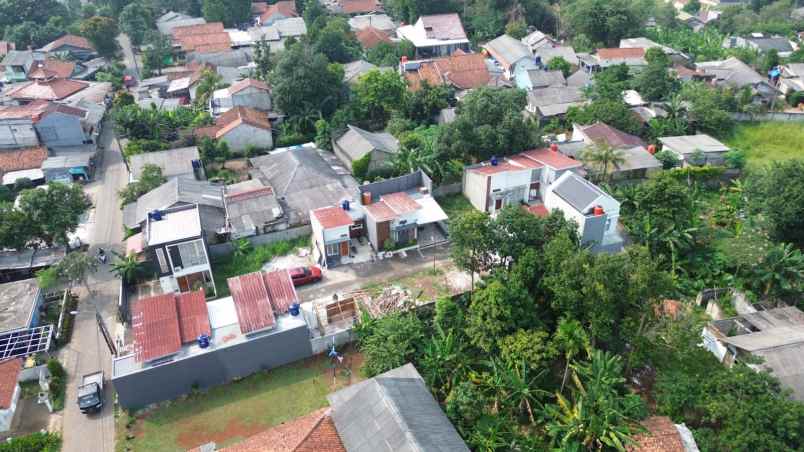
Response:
[[212, 237, 310, 296], [0, 432, 61, 452], [47, 358, 67, 411]]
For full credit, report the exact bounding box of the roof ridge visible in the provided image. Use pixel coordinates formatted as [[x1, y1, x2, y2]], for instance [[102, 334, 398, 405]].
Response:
[[290, 408, 334, 451]]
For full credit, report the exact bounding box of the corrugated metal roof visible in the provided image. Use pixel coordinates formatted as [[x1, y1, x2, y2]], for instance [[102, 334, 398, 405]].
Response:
[[263, 269, 298, 315], [227, 272, 276, 334], [0, 358, 21, 409], [131, 294, 182, 362], [175, 289, 210, 344], [312, 206, 353, 229], [551, 172, 602, 213]]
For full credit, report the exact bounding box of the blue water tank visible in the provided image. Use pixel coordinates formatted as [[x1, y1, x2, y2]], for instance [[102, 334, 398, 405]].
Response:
[[289, 303, 301, 316], [490, 156, 499, 166], [148, 210, 162, 221], [341, 200, 350, 211], [197, 333, 210, 348]]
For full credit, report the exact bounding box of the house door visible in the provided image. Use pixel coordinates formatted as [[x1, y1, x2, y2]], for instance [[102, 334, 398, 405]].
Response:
[[494, 199, 503, 210], [177, 276, 190, 292], [340, 241, 349, 256]]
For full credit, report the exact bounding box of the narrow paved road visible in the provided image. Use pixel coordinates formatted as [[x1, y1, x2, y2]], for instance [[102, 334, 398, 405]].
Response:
[[59, 118, 127, 452]]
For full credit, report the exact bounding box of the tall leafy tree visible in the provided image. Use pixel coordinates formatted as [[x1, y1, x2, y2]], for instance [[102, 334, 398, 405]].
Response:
[[581, 141, 626, 184], [352, 69, 407, 129], [633, 48, 679, 102], [746, 160, 804, 249], [270, 44, 346, 121], [118, 2, 151, 45], [311, 17, 361, 63], [563, 0, 647, 47], [79, 16, 119, 57], [16, 182, 92, 247]]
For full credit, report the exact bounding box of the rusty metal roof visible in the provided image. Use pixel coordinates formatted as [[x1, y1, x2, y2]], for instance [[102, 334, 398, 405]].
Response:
[[131, 294, 182, 363], [263, 269, 298, 315], [175, 289, 211, 344], [227, 272, 276, 334]]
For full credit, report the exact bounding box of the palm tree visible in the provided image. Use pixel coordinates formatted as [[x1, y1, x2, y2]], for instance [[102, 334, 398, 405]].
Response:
[[499, 361, 549, 425], [111, 252, 146, 285], [756, 242, 804, 299], [232, 238, 253, 258], [420, 326, 468, 400], [194, 69, 224, 108], [581, 141, 625, 184], [553, 318, 590, 394]]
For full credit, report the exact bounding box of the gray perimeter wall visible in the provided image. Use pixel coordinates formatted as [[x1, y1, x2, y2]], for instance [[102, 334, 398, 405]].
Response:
[[112, 322, 313, 409], [208, 225, 312, 258], [730, 112, 804, 122]]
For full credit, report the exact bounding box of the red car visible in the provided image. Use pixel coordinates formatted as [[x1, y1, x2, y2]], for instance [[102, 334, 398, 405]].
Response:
[[289, 266, 322, 286]]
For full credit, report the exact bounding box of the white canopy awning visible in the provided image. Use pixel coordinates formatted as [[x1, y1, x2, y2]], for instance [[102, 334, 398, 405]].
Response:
[[414, 196, 449, 225]]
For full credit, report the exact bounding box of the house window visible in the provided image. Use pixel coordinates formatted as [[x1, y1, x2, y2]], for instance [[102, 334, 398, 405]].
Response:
[[155, 249, 168, 273], [167, 240, 207, 271], [325, 242, 340, 256]]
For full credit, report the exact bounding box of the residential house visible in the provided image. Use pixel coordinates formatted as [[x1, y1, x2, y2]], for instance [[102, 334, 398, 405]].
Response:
[[544, 171, 623, 252], [156, 11, 206, 35], [113, 270, 311, 409], [525, 85, 585, 122], [247, 17, 308, 53], [250, 145, 358, 226], [4, 78, 89, 103], [128, 146, 203, 182], [122, 176, 225, 241], [210, 78, 271, 116], [521, 29, 557, 52], [401, 51, 491, 92], [696, 57, 779, 103], [171, 22, 232, 56], [582, 48, 648, 72], [310, 205, 357, 267], [515, 68, 566, 90], [672, 64, 715, 83], [620, 37, 689, 64], [41, 152, 95, 182], [779, 63, 804, 95], [567, 69, 592, 87], [0, 279, 45, 334], [0, 105, 41, 148], [702, 306, 804, 401], [659, 134, 731, 166], [332, 125, 399, 173], [483, 34, 534, 79], [39, 34, 97, 61], [0, 359, 21, 432], [223, 179, 284, 239], [328, 0, 383, 15], [254, 0, 299, 26], [202, 363, 469, 452], [723, 33, 796, 57], [0, 247, 64, 283], [0, 146, 48, 185], [343, 60, 382, 84], [355, 26, 393, 50], [0, 50, 44, 83], [26, 59, 78, 81], [141, 204, 215, 295], [535, 45, 580, 67], [326, 363, 470, 452], [164, 62, 216, 100], [396, 13, 470, 58], [463, 146, 583, 215], [571, 123, 661, 179], [195, 106, 273, 152], [627, 416, 700, 452], [0, 101, 91, 148], [348, 13, 395, 32]]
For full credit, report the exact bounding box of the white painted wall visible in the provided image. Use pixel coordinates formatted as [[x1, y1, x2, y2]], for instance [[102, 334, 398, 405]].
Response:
[[463, 170, 488, 212], [0, 384, 19, 432], [544, 189, 587, 236]]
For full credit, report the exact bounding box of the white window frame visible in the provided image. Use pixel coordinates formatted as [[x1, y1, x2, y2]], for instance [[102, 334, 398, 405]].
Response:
[[155, 248, 168, 273], [325, 242, 340, 257]]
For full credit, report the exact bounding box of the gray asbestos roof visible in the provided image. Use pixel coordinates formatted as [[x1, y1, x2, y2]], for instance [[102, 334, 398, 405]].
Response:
[[552, 172, 604, 213], [335, 125, 399, 162], [129, 147, 200, 181], [0, 247, 65, 271], [328, 363, 470, 452], [567, 69, 592, 87], [527, 69, 566, 88], [0, 278, 40, 332], [122, 176, 224, 231], [1, 50, 33, 67], [349, 14, 395, 31], [658, 134, 730, 155], [250, 146, 356, 225], [536, 46, 579, 66], [616, 146, 662, 172], [696, 57, 765, 88], [224, 180, 283, 236], [483, 34, 531, 68], [527, 86, 585, 117], [748, 36, 793, 53]]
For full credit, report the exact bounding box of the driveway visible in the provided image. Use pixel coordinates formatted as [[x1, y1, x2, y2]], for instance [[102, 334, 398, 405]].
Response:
[[59, 119, 127, 452]]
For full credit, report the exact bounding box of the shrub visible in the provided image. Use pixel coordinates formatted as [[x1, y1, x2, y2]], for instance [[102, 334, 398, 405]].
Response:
[[0, 432, 61, 452], [46, 358, 67, 411], [352, 154, 371, 181], [724, 148, 747, 169]]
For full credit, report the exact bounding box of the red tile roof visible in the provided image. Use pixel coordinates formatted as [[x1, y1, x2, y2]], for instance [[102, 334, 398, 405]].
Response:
[[27, 59, 75, 80], [381, 192, 420, 215], [263, 269, 298, 315], [131, 294, 182, 362], [524, 204, 550, 217], [197, 106, 272, 139], [355, 26, 392, 49], [340, 0, 382, 15], [520, 148, 583, 170], [228, 78, 270, 95], [0, 146, 48, 174], [0, 359, 20, 410], [627, 416, 685, 452], [597, 47, 645, 60], [217, 408, 345, 452], [40, 34, 94, 52], [175, 289, 211, 344], [5, 78, 88, 101], [172, 22, 231, 53], [260, 0, 298, 23], [0, 100, 84, 121], [312, 206, 354, 229], [228, 272, 276, 334], [405, 53, 490, 91], [469, 161, 524, 175], [508, 155, 544, 169], [578, 122, 646, 149]]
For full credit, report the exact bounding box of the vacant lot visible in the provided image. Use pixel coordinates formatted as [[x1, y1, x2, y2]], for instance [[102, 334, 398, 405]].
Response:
[[726, 122, 804, 168], [211, 237, 310, 296], [118, 351, 362, 452]]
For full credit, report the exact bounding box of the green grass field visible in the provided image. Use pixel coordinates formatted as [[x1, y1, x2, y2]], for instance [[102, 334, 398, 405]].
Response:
[[119, 353, 360, 452], [726, 122, 804, 169]]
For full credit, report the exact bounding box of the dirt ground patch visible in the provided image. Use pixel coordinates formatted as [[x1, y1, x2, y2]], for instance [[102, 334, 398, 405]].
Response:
[[175, 417, 265, 449]]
